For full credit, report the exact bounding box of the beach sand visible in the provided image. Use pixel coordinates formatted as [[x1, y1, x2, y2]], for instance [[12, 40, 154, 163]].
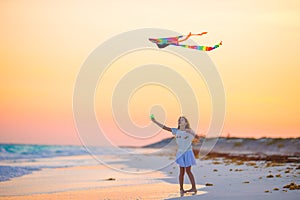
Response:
[[0, 182, 206, 200], [0, 151, 299, 200]]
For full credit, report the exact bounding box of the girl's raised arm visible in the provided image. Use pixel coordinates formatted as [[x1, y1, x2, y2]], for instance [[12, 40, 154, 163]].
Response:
[[151, 117, 172, 132]]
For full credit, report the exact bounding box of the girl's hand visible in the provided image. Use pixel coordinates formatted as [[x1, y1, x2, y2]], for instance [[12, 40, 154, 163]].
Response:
[[150, 114, 156, 122], [150, 115, 172, 132]]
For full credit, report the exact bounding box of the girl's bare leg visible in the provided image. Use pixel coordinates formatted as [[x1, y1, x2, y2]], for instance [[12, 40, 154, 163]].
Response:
[[179, 167, 185, 191], [185, 166, 197, 192]]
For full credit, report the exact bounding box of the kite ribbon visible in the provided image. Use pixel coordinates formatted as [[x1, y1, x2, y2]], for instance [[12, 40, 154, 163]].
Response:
[[174, 41, 222, 51]]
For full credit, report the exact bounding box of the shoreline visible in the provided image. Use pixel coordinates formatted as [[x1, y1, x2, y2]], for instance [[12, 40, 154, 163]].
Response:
[[0, 146, 299, 199]]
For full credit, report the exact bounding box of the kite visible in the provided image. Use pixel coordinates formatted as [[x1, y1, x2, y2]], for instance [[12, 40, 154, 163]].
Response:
[[149, 32, 222, 51]]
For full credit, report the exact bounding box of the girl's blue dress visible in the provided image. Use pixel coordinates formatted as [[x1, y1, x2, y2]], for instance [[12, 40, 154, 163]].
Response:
[[171, 128, 196, 167]]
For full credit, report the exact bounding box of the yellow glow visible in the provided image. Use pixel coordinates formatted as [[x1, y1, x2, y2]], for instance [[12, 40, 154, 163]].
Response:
[[1, 0, 299, 145]]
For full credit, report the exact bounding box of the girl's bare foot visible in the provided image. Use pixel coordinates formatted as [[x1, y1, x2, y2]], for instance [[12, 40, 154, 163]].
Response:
[[185, 188, 197, 194], [180, 189, 185, 196]]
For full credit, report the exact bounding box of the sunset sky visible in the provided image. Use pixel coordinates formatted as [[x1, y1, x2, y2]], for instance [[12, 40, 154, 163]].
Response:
[[1, 0, 299, 146]]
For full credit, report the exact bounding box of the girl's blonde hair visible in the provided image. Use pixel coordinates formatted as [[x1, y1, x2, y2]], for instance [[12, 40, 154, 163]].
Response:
[[177, 116, 191, 129]]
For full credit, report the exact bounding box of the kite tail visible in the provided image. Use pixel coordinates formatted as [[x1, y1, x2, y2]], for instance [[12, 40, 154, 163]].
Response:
[[178, 32, 208, 43], [192, 32, 208, 36], [208, 41, 222, 51], [175, 41, 222, 51]]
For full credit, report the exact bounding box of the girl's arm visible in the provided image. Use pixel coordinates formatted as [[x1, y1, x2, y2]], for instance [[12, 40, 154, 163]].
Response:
[[151, 117, 172, 132]]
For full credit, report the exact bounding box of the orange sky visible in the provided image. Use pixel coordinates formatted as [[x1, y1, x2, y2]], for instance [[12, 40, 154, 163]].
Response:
[[0, 0, 300, 146]]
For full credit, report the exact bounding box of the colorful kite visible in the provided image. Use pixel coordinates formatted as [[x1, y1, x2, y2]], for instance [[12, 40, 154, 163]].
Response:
[[149, 32, 222, 51]]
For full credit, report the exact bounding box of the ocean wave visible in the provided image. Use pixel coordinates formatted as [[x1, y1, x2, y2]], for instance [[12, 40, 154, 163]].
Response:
[[0, 165, 41, 182], [0, 144, 138, 182], [0, 144, 88, 160], [0, 144, 91, 182]]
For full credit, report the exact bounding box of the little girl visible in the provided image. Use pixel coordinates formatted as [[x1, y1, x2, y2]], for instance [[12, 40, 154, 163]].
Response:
[[151, 115, 198, 195]]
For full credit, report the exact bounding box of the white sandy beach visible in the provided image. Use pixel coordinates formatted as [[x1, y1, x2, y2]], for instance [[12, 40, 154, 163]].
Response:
[[0, 148, 299, 200]]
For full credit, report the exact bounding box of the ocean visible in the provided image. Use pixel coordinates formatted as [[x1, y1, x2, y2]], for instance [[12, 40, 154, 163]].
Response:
[[0, 143, 163, 182], [0, 144, 89, 182]]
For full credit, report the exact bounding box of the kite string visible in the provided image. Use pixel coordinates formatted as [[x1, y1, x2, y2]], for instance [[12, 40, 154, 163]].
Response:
[[177, 32, 208, 43]]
